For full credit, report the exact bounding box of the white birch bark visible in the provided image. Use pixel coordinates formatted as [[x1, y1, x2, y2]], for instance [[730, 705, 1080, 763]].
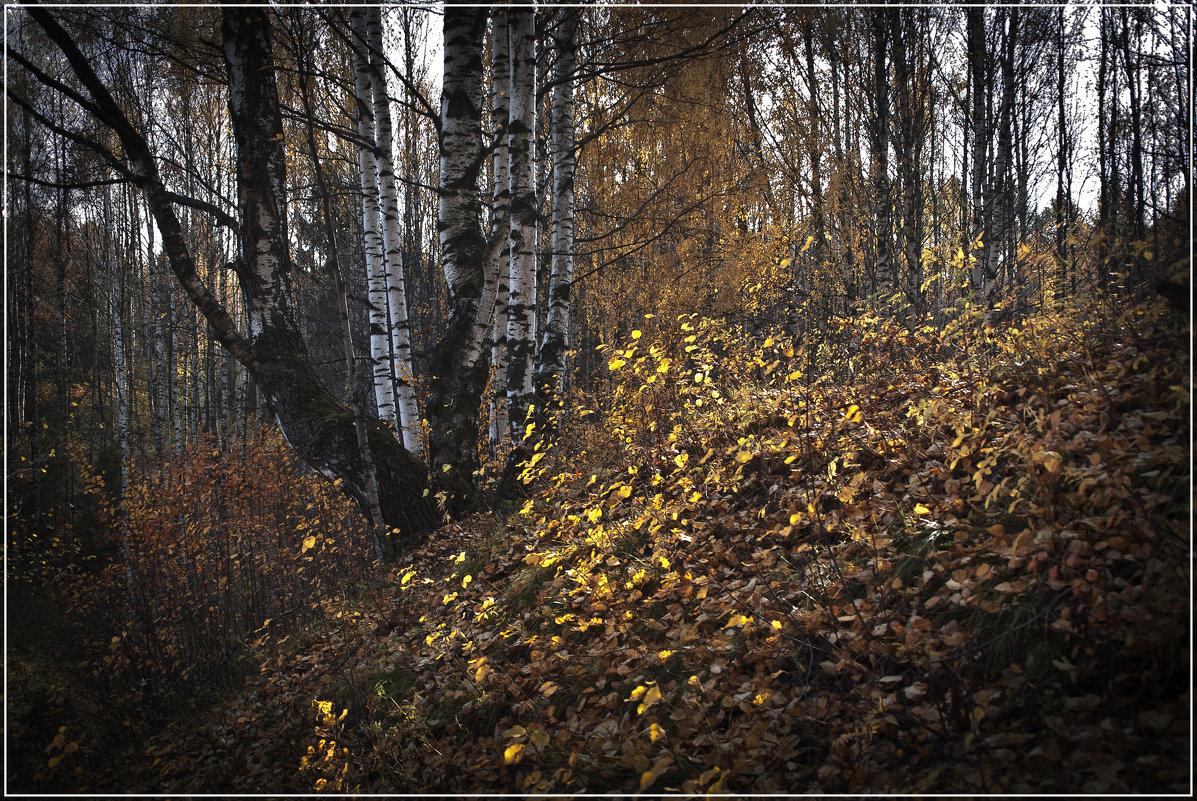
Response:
[[366, 6, 422, 454], [505, 6, 538, 441], [536, 8, 579, 429], [987, 8, 1017, 306], [489, 8, 512, 452], [427, 3, 493, 510], [350, 6, 398, 430], [30, 7, 439, 544]]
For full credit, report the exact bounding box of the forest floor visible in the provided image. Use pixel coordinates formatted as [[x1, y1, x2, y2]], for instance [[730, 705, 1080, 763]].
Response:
[[11, 298, 1192, 795]]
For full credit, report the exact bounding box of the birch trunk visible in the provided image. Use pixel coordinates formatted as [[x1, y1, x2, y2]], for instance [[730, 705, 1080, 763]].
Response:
[[366, 6, 422, 454], [349, 7, 398, 431], [505, 6, 538, 442], [987, 8, 1017, 304], [36, 7, 436, 543], [534, 8, 579, 437], [488, 8, 512, 453], [426, 3, 494, 513], [295, 15, 392, 560], [890, 10, 926, 317], [870, 12, 891, 295], [967, 6, 990, 301]]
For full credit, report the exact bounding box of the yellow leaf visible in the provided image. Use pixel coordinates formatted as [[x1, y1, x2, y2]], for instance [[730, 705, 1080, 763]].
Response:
[[736, 450, 753, 463], [504, 725, 527, 739], [658, 556, 670, 569], [771, 620, 783, 630], [658, 649, 673, 660], [401, 571, 415, 586], [636, 684, 662, 714], [462, 574, 473, 588], [640, 769, 660, 792], [723, 613, 752, 629], [631, 329, 642, 340], [913, 503, 931, 515], [301, 535, 317, 554], [454, 550, 466, 563], [504, 743, 526, 764], [649, 722, 665, 743], [786, 370, 802, 381], [608, 358, 626, 370], [539, 680, 560, 697], [530, 728, 549, 748]]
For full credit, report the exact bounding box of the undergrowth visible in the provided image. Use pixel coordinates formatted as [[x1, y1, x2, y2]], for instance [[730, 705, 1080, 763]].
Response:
[[19, 294, 1192, 794]]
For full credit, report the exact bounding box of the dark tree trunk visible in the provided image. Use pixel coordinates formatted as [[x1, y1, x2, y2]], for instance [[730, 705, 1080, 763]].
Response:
[[221, 8, 437, 544]]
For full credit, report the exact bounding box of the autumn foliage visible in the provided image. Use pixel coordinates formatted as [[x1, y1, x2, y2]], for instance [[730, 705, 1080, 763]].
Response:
[[7, 424, 376, 790], [19, 293, 1180, 794]]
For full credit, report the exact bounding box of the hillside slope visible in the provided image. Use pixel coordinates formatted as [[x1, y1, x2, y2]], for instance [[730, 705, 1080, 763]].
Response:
[[106, 303, 1189, 794]]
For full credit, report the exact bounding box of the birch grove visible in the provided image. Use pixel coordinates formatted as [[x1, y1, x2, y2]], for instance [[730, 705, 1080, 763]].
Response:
[[11, 4, 1188, 566]]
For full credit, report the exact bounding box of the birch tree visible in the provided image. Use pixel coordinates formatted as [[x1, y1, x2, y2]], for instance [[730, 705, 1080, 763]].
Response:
[[349, 7, 397, 432], [967, 6, 992, 302], [488, 8, 513, 453], [504, 6, 539, 445], [869, 12, 891, 295], [988, 8, 1018, 302], [365, 6, 422, 454], [21, 8, 438, 542], [534, 8, 581, 436], [425, 3, 496, 512]]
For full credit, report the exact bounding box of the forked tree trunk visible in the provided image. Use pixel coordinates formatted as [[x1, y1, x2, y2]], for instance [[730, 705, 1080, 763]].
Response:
[[28, 8, 438, 547], [294, 12, 392, 561]]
